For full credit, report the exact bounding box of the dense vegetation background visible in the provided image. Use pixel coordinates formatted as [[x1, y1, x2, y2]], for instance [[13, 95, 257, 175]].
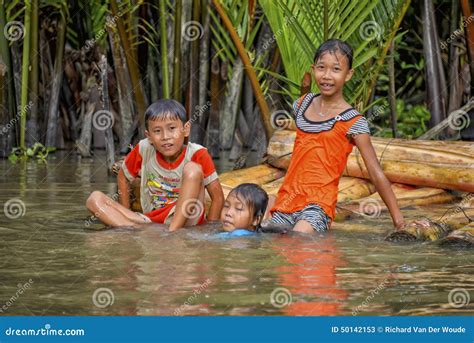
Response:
[[0, 0, 472, 170]]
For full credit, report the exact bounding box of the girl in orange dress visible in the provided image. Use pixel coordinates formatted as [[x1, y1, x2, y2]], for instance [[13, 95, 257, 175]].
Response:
[[269, 39, 428, 233]]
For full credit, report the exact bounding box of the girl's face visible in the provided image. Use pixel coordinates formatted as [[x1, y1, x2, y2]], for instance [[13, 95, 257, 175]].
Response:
[[311, 51, 353, 97], [220, 193, 258, 232]]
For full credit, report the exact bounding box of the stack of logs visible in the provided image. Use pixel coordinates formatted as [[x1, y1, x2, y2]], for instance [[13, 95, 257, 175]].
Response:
[[217, 128, 474, 246]]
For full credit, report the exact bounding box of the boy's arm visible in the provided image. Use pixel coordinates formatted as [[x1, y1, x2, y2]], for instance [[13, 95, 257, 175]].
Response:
[[118, 169, 132, 209], [206, 179, 225, 221], [353, 134, 405, 229]]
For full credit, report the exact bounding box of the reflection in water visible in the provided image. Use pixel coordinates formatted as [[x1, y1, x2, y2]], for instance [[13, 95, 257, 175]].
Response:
[[274, 234, 347, 315], [0, 152, 472, 316]]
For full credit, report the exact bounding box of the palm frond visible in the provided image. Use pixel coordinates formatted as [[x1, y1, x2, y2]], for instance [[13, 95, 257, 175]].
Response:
[[259, 0, 411, 110]]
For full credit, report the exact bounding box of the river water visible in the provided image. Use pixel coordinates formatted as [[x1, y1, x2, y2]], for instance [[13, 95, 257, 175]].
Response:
[[0, 152, 472, 316]]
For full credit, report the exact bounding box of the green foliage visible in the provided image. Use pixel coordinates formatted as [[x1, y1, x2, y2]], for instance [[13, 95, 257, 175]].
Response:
[[259, 0, 411, 110], [8, 143, 56, 163], [374, 99, 430, 139]]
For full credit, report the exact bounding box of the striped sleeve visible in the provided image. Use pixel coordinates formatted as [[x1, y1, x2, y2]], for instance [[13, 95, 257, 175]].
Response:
[[347, 117, 370, 136]]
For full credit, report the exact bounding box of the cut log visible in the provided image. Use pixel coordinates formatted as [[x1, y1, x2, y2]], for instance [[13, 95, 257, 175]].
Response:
[[337, 177, 376, 202], [385, 220, 452, 242], [219, 164, 285, 188], [438, 222, 474, 247], [267, 130, 474, 192], [384, 207, 474, 242], [336, 185, 457, 221]]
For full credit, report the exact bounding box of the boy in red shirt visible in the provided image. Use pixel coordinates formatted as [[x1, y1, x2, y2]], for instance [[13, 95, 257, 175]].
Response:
[[86, 99, 224, 231]]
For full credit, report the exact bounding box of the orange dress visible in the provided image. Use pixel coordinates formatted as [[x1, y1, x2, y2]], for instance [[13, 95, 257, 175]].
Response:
[[271, 93, 370, 226]]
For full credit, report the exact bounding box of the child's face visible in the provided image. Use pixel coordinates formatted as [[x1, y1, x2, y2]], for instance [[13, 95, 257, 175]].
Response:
[[145, 117, 190, 160], [311, 51, 353, 97], [220, 193, 257, 232]]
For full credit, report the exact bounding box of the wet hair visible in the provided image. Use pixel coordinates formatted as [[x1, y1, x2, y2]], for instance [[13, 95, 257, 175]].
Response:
[[144, 99, 187, 129], [229, 183, 269, 229], [313, 39, 353, 69]]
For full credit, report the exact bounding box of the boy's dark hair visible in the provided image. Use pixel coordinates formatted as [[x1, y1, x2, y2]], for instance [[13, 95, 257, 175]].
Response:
[[229, 183, 269, 228], [313, 39, 353, 69], [144, 99, 187, 129]]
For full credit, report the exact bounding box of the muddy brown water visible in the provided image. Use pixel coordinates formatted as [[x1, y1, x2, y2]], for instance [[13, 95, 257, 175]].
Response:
[[0, 151, 472, 315]]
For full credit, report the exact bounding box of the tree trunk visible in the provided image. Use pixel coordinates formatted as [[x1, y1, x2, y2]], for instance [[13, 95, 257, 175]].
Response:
[[205, 55, 222, 157], [77, 77, 99, 157], [172, 0, 182, 101], [108, 25, 135, 154], [0, 4, 16, 154], [159, 0, 170, 98], [110, 0, 147, 136], [422, 0, 446, 128], [388, 41, 398, 137], [188, 0, 202, 143], [211, 0, 273, 140], [99, 54, 115, 172], [45, 14, 66, 148], [220, 57, 244, 150], [197, 0, 210, 140], [460, 0, 474, 96], [27, 0, 39, 146], [19, 1, 31, 149]]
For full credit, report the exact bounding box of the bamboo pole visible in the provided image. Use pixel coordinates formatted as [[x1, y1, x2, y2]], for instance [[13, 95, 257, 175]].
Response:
[[45, 13, 66, 148], [159, 0, 170, 98], [172, 0, 182, 101], [27, 0, 39, 145], [19, 1, 31, 149]]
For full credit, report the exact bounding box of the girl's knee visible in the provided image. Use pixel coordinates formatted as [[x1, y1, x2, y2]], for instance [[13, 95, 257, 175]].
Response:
[[183, 162, 203, 180]]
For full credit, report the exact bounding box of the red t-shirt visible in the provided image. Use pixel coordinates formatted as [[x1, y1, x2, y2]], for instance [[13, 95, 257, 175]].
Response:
[[122, 139, 218, 223]]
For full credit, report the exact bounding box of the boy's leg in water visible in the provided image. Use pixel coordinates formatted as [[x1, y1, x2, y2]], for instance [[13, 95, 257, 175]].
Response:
[[169, 162, 205, 231], [86, 191, 149, 227]]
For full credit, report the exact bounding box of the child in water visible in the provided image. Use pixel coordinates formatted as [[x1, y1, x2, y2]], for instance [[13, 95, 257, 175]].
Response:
[[86, 99, 224, 231], [269, 39, 428, 233], [220, 183, 268, 234]]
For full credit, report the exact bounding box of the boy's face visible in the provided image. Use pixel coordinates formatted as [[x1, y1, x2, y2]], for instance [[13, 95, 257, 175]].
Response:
[[145, 117, 190, 160], [311, 51, 353, 97], [220, 193, 257, 232]]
